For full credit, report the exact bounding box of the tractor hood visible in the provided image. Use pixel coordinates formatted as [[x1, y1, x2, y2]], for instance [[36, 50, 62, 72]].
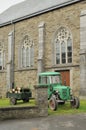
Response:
[[52, 84, 71, 100], [52, 84, 70, 90]]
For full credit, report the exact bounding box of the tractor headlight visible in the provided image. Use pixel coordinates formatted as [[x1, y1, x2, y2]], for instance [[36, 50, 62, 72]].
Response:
[[56, 90, 58, 93], [53, 90, 58, 95]]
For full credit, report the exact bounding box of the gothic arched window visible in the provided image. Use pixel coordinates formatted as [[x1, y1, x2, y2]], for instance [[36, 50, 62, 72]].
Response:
[[54, 26, 72, 64], [19, 35, 34, 68]]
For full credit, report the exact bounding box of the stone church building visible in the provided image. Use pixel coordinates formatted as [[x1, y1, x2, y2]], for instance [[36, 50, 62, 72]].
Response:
[[0, 0, 86, 98]]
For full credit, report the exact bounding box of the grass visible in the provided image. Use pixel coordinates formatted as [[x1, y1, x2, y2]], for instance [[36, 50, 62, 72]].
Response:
[[0, 98, 86, 115], [48, 100, 86, 115], [0, 98, 36, 107]]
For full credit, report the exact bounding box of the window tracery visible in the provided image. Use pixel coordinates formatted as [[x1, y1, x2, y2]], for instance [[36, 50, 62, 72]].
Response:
[[20, 35, 34, 68], [54, 27, 72, 64]]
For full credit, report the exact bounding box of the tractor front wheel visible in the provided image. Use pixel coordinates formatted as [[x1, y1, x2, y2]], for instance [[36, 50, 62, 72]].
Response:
[[49, 96, 58, 111], [70, 96, 80, 109]]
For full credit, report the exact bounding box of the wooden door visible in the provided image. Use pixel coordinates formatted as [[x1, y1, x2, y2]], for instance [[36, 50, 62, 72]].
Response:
[[56, 70, 70, 86]]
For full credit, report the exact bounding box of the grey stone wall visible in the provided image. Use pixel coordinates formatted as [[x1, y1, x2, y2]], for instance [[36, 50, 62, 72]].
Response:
[[0, 106, 38, 120]]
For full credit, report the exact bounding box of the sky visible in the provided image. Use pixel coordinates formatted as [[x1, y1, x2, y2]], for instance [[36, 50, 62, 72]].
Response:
[[0, 0, 25, 14]]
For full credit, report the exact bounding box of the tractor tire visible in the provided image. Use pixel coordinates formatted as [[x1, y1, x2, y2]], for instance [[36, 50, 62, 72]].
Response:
[[10, 97, 17, 105], [70, 96, 80, 109], [23, 98, 29, 103], [49, 96, 58, 111]]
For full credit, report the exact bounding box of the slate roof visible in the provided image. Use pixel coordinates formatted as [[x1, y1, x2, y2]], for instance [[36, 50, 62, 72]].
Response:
[[0, 0, 80, 27]]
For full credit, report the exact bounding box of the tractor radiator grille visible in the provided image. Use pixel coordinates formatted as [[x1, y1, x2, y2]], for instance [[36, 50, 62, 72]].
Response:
[[62, 89, 67, 98]]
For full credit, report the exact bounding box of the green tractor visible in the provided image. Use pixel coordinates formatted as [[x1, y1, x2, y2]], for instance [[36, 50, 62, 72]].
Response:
[[38, 72, 80, 111]]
